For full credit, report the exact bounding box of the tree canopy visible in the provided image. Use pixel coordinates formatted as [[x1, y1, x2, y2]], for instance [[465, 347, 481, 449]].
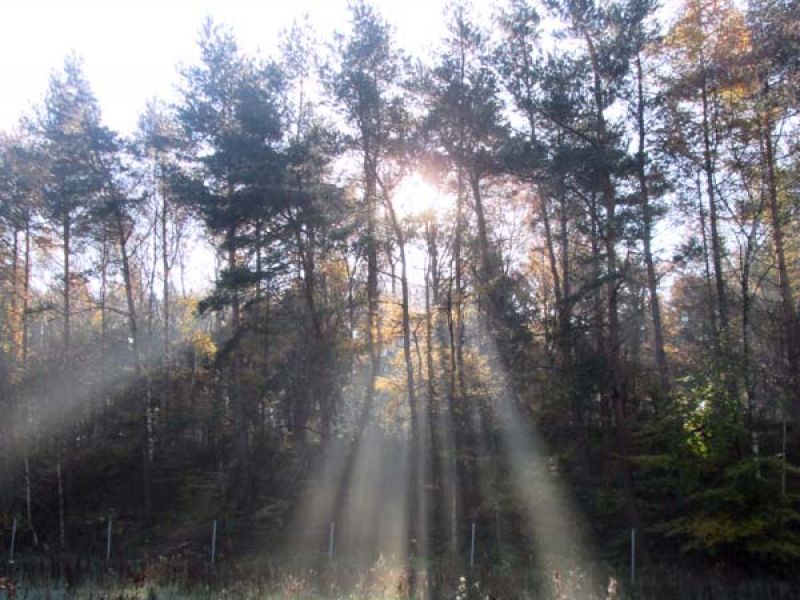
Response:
[[1, 1, 800, 596]]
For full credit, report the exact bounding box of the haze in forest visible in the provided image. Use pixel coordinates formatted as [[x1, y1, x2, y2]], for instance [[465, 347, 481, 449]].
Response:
[[0, 0, 799, 599]]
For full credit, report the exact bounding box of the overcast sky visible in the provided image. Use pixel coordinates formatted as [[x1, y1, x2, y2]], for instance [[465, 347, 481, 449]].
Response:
[[0, 0, 458, 134]]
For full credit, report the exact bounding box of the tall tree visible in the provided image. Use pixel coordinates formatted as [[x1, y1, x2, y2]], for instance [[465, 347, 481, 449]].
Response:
[[629, 3, 671, 393], [545, 0, 658, 556], [39, 56, 110, 364], [663, 0, 751, 368], [745, 0, 800, 420], [175, 19, 287, 507], [428, 3, 507, 325], [38, 55, 113, 549], [326, 1, 403, 416]]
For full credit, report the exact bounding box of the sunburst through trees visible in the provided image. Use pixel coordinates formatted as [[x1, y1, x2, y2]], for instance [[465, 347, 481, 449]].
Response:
[[1, 0, 800, 597]]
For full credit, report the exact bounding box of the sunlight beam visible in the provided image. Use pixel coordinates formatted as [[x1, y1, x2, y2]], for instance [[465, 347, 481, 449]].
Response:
[[469, 315, 602, 597]]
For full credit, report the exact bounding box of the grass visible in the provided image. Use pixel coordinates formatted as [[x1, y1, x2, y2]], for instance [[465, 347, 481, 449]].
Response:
[[3, 556, 800, 599]]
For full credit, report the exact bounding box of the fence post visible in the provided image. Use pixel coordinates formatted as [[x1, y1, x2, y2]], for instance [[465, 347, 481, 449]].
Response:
[[106, 516, 112, 561], [211, 519, 218, 568], [328, 521, 335, 563], [8, 517, 16, 563], [470, 522, 476, 570], [630, 528, 636, 585]]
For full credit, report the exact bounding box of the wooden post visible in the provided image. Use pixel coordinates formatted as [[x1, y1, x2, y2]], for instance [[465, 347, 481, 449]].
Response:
[[8, 517, 16, 563], [782, 411, 788, 495], [328, 521, 335, 563], [470, 522, 476, 570], [211, 519, 217, 567], [106, 516, 112, 560], [630, 528, 636, 585]]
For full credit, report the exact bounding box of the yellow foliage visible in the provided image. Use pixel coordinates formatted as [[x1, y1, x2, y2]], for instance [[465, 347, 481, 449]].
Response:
[[375, 374, 401, 395], [188, 330, 216, 360], [664, 0, 753, 91]]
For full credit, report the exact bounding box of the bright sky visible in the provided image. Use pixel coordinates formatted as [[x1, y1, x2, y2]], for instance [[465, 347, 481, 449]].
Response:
[[0, 0, 454, 134], [0, 0, 456, 293], [2, 0, 681, 294]]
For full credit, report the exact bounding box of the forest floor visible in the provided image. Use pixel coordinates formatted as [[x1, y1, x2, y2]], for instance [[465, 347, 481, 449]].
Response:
[[3, 553, 800, 600], [3, 567, 800, 600]]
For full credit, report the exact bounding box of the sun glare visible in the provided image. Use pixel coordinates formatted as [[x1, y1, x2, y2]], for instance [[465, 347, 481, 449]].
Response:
[[394, 172, 448, 218]]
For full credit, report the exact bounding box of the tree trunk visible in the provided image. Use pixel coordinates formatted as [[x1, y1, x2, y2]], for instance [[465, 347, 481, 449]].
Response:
[[62, 214, 71, 360], [454, 24, 467, 402], [364, 155, 381, 417], [470, 174, 493, 308], [589, 193, 605, 353], [585, 27, 649, 563], [541, 193, 563, 314], [161, 170, 170, 365], [11, 225, 19, 367], [697, 175, 719, 351], [100, 235, 109, 414], [116, 211, 141, 374], [401, 236, 424, 565], [24, 453, 38, 546], [762, 96, 799, 420], [22, 215, 31, 365], [115, 209, 151, 518], [424, 228, 440, 555], [57, 453, 65, 550], [635, 53, 669, 393], [385, 185, 422, 564], [741, 245, 756, 430], [227, 221, 250, 509], [425, 222, 437, 406], [701, 81, 729, 340], [22, 215, 37, 546], [59, 214, 70, 552]]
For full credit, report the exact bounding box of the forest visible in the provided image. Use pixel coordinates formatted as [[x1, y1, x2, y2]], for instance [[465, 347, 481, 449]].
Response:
[[0, 0, 799, 598]]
